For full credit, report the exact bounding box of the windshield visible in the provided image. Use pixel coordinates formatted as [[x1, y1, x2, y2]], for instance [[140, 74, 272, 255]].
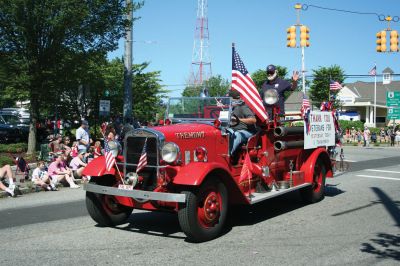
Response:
[[167, 97, 232, 124]]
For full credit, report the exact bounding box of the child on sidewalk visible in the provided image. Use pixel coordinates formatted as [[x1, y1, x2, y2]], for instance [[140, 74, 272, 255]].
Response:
[[32, 161, 57, 191]]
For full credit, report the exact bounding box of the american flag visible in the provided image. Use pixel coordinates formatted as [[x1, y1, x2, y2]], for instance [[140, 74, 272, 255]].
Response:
[[238, 152, 253, 185], [104, 139, 115, 172], [301, 94, 311, 117], [369, 65, 377, 76], [136, 138, 148, 173], [329, 80, 342, 91], [231, 45, 268, 122]]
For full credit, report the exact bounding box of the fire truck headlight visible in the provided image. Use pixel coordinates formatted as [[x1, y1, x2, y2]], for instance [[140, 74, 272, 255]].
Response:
[[264, 89, 279, 105], [107, 141, 119, 157], [161, 142, 180, 163]]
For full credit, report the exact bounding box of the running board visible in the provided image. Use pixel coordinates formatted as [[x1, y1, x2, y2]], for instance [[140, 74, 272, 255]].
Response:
[[249, 183, 311, 204]]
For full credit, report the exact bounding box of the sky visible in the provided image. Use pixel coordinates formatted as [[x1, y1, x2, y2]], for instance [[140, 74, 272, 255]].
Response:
[[108, 0, 400, 97]]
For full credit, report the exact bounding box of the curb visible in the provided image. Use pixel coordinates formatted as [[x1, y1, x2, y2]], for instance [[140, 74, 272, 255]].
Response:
[[0, 179, 84, 199]]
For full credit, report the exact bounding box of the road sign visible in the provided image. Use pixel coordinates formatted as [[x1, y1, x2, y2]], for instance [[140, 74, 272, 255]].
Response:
[[386, 91, 400, 107], [99, 100, 110, 116], [387, 107, 400, 119]]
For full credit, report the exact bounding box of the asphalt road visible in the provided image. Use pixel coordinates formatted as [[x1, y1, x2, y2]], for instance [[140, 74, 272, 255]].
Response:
[[1, 146, 399, 265]]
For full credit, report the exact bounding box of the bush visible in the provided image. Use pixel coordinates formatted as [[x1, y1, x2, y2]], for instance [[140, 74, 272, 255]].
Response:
[[0, 155, 14, 166], [338, 120, 364, 130], [0, 143, 28, 153]]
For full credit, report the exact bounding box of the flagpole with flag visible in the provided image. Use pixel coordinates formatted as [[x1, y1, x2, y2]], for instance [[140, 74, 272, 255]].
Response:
[[231, 43, 268, 123]]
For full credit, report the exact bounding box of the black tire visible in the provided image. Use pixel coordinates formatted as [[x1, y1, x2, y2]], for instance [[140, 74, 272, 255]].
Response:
[[300, 158, 326, 203], [86, 191, 133, 226], [178, 179, 228, 242]]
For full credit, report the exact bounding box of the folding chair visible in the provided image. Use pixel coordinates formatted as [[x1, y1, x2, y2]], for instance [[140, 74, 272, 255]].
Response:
[[38, 143, 52, 162], [14, 157, 30, 180]]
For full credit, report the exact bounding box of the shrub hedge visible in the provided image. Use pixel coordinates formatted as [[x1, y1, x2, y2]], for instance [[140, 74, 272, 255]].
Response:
[[0, 143, 28, 153]]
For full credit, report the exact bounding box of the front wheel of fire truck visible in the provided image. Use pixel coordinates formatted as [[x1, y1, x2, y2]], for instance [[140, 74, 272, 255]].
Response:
[[85, 177, 133, 226], [178, 179, 228, 242], [300, 158, 326, 204]]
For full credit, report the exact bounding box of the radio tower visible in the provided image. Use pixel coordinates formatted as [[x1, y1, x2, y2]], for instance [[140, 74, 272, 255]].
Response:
[[190, 0, 212, 89]]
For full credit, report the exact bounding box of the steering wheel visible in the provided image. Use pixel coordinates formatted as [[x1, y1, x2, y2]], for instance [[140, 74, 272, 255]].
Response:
[[230, 114, 240, 127]]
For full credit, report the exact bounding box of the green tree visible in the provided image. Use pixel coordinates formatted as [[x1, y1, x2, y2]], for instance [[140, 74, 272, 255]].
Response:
[[182, 75, 230, 97], [98, 58, 166, 123], [0, 0, 141, 154], [309, 65, 345, 107]]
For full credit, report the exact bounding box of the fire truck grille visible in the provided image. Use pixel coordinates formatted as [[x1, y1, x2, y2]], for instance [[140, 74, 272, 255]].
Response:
[[125, 136, 158, 170]]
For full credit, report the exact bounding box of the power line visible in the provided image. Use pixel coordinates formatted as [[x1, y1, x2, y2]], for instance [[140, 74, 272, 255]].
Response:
[[302, 3, 400, 22]]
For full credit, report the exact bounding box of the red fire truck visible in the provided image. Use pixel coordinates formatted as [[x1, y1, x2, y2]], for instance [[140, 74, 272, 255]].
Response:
[[83, 93, 334, 242]]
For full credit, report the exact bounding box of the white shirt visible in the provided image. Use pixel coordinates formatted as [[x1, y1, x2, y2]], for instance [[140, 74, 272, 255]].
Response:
[[32, 168, 47, 181], [76, 127, 90, 150]]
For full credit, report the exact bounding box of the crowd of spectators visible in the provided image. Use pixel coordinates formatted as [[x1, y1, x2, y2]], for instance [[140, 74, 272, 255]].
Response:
[[343, 126, 400, 147], [1, 117, 133, 197]]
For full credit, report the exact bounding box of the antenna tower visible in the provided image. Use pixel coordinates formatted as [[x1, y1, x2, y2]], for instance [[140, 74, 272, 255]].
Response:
[[190, 0, 212, 87]]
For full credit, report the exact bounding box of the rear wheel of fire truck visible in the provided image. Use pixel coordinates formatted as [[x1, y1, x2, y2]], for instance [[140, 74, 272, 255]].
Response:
[[178, 179, 228, 242], [300, 158, 326, 204], [86, 191, 133, 226]]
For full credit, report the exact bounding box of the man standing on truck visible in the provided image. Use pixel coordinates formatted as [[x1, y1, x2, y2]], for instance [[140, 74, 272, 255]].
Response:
[[260, 65, 299, 115], [228, 90, 257, 162]]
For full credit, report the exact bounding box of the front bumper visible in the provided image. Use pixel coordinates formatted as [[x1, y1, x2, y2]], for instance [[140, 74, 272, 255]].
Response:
[[83, 183, 186, 203]]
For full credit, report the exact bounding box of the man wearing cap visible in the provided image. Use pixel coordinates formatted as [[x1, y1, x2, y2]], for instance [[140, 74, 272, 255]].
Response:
[[76, 120, 91, 153], [260, 65, 299, 115], [228, 90, 257, 161]]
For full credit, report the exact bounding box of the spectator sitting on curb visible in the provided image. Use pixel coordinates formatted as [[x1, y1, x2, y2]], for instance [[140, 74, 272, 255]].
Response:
[[47, 155, 80, 189], [49, 134, 63, 154], [60, 136, 72, 158], [32, 161, 57, 191], [0, 164, 16, 196], [69, 151, 88, 181], [93, 141, 102, 158], [70, 141, 79, 158]]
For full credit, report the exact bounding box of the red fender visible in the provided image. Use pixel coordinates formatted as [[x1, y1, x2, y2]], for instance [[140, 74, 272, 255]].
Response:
[[300, 148, 333, 183], [172, 162, 231, 186], [82, 156, 116, 177]]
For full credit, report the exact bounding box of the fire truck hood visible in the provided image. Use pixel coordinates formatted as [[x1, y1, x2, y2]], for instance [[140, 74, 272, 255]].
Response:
[[152, 123, 221, 142]]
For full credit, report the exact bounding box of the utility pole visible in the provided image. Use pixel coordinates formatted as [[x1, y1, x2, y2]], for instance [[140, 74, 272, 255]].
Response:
[[123, 0, 133, 123]]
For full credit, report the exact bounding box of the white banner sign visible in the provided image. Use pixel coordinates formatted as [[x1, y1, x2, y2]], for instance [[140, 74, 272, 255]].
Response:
[[304, 111, 335, 149]]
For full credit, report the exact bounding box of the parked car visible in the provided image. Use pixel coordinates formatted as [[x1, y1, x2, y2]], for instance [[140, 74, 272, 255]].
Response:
[[0, 108, 30, 140], [0, 115, 24, 143]]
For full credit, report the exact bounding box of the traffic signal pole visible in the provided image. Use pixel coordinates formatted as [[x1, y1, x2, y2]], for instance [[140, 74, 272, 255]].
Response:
[[301, 46, 306, 93]]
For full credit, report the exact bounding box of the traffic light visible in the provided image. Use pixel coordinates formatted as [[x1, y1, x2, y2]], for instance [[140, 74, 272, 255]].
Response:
[[286, 26, 296, 48], [300, 25, 310, 47], [376, 30, 387, 52], [390, 30, 399, 52]]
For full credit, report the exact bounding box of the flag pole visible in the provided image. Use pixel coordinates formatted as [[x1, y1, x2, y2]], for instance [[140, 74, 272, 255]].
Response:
[[101, 131, 125, 185], [374, 63, 377, 127]]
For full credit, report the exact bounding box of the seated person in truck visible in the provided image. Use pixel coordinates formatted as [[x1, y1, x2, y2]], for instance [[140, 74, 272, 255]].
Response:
[[228, 89, 257, 161]]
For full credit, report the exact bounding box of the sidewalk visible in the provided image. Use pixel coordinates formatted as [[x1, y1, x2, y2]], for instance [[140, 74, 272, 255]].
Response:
[[0, 162, 84, 198]]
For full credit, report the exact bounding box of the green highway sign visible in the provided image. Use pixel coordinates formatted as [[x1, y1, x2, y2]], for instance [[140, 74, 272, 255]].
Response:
[[386, 91, 400, 107], [387, 107, 400, 119]]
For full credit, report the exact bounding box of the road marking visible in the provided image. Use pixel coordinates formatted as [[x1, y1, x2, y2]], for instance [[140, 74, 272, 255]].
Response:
[[365, 169, 400, 174], [356, 174, 400, 181], [344, 160, 357, 163]]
